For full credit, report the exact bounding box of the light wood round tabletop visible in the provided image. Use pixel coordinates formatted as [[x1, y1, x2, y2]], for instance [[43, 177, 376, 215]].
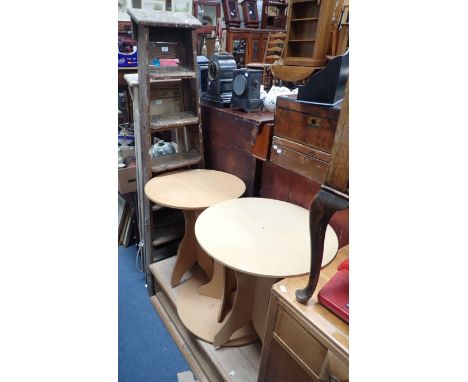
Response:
[[195, 197, 339, 278], [144, 169, 246, 210]]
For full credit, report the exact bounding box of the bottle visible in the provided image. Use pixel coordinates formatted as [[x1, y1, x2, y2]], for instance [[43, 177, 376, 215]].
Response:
[[201, 37, 207, 56], [214, 36, 221, 54]]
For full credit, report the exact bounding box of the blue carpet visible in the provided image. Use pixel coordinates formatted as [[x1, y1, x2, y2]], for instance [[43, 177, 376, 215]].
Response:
[[119, 245, 190, 382]]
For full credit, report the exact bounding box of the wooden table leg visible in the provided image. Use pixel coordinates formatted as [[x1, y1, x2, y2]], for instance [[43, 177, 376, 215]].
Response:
[[217, 267, 237, 323], [194, 210, 214, 279], [199, 262, 237, 323], [198, 261, 224, 299], [295, 187, 348, 303], [213, 272, 257, 347], [171, 209, 214, 286]]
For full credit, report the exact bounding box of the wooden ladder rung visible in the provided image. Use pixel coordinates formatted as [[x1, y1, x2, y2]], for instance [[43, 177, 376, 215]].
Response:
[[268, 39, 285, 45], [266, 47, 283, 53]]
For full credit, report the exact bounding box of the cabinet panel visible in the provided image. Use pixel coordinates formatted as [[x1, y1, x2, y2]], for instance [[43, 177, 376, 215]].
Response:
[[275, 106, 338, 153], [270, 139, 329, 184], [250, 34, 263, 63], [226, 29, 284, 67]]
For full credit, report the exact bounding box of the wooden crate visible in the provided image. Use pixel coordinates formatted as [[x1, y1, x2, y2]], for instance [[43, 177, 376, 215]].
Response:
[[269, 95, 341, 184]]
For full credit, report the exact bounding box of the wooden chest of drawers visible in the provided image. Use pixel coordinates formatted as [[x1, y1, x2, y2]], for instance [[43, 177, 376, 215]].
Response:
[[270, 95, 341, 184], [259, 246, 349, 382]]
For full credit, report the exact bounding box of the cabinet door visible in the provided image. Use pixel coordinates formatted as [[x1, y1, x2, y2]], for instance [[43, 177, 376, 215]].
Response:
[[250, 32, 263, 63]]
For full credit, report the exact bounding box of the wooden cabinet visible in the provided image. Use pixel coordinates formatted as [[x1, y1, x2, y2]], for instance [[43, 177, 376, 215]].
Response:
[[283, 0, 335, 67], [261, 0, 288, 30], [225, 28, 285, 67], [194, 0, 222, 35], [201, 102, 274, 196], [259, 247, 349, 382]]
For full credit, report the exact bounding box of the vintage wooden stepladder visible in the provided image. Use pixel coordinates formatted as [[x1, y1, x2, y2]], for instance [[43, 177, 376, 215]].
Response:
[[296, 82, 349, 304], [127, 9, 204, 294]]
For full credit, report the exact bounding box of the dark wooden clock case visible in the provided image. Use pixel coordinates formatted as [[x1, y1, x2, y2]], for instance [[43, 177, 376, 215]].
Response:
[[241, 0, 260, 29], [222, 0, 242, 28]]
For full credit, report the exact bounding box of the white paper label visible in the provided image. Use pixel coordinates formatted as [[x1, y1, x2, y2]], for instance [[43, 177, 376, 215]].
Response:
[[155, 99, 162, 105], [161, 46, 169, 52], [245, 72, 249, 77]]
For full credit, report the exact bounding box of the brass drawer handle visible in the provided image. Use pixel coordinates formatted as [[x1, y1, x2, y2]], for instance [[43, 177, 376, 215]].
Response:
[[307, 117, 321, 129]]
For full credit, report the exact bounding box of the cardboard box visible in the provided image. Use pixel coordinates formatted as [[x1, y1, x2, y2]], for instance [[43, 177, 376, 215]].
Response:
[[118, 146, 137, 194], [118, 165, 137, 194]]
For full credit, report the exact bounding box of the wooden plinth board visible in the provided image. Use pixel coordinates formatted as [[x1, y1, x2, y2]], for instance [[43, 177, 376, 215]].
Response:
[[149, 256, 261, 382]]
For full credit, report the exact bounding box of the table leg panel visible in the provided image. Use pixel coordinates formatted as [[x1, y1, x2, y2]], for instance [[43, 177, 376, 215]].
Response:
[[171, 209, 213, 286], [213, 272, 257, 347]]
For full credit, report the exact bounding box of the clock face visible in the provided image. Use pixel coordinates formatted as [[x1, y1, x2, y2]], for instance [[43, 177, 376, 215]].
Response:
[[208, 61, 220, 81], [229, 1, 237, 17], [233, 74, 247, 96], [248, 3, 255, 19]]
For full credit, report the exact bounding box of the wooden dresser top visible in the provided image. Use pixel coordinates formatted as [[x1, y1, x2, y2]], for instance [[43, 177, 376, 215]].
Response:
[[272, 245, 349, 355]]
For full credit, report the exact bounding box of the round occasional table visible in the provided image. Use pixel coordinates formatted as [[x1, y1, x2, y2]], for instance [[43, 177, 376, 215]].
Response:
[[144, 169, 245, 287], [194, 197, 339, 347]]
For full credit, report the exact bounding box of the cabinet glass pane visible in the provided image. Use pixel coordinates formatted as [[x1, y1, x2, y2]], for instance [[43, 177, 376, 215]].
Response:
[[198, 4, 217, 26]]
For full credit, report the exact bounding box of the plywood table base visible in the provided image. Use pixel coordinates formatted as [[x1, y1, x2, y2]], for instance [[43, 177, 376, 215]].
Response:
[[145, 169, 246, 290], [195, 198, 339, 348], [198, 260, 224, 299], [177, 271, 258, 347], [213, 272, 257, 347], [171, 209, 214, 287]]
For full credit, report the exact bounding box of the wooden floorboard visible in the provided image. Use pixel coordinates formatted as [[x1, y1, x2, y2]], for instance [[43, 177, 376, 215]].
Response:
[[149, 256, 261, 382]]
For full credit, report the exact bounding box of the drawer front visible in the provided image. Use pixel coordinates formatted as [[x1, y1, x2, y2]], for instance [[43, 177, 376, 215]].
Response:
[[265, 338, 319, 382], [270, 142, 329, 184], [274, 307, 328, 377], [275, 106, 337, 153]]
